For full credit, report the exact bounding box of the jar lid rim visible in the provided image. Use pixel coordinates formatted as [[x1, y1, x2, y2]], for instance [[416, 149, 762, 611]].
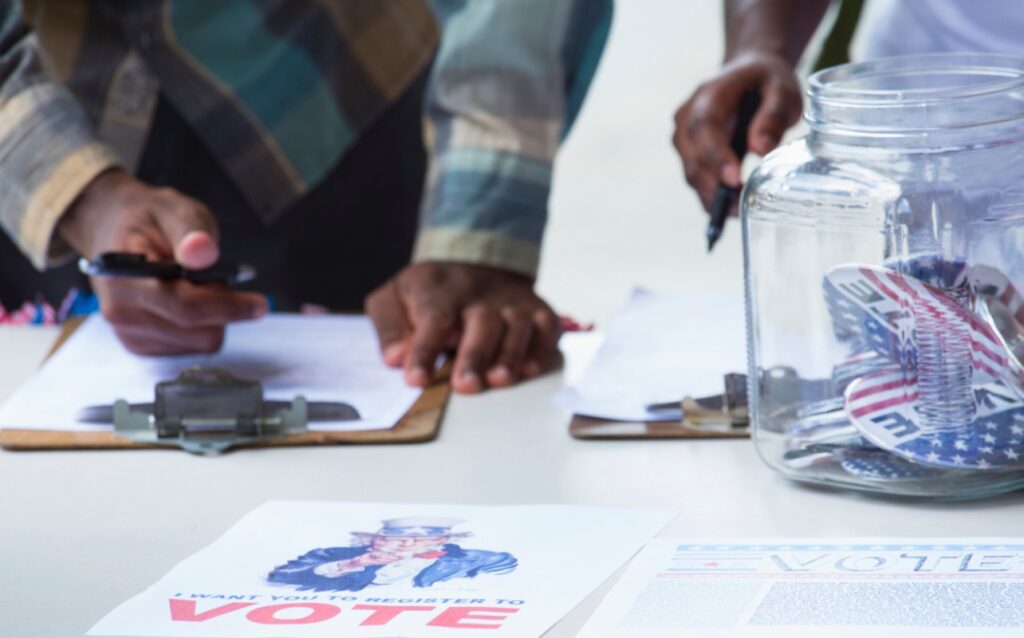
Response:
[[809, 53, 1024, 106]]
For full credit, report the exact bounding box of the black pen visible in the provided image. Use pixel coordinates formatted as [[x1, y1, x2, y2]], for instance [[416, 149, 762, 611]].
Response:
[[79, 251, 257, 285], [706, 90, 761, 252]]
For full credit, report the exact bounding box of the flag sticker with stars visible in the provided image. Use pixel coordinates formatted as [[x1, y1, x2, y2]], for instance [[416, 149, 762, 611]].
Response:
[[845, 373, 1024, 470], [840, 455, 945, 481]]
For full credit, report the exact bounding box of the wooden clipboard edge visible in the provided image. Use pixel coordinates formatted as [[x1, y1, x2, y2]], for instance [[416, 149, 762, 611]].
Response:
[[0, 318, 450, 451], [568, 413, 749, 440]]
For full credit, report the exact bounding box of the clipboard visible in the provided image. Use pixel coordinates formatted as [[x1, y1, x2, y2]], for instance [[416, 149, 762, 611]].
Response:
[[0, 318, 450, 451]]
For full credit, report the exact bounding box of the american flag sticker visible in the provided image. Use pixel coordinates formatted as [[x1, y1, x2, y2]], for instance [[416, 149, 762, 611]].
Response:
[[840, 454, 944, 481], [825, 265, 1009, 383], [845, 373, 1024, 470]]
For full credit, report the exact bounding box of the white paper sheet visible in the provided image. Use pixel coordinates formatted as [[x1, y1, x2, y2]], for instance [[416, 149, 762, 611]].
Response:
[[554, 290, 747, 421], [0, 314, 421, 432], [88, 501, 676, 638], [579, 538, 1024, 637]]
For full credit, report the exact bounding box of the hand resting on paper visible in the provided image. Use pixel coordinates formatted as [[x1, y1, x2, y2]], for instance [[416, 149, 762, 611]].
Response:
[[58, 169, 269, 355], [366, 262, 562, 394], [58, 171, 561, 391]]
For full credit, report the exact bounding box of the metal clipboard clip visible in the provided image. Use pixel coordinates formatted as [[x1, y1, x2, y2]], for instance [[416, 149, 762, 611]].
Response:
[[645, 368, 827, 433], [680, 372, 750, 432], [77, 367, 360, 455], [645, 373, 748, 432]]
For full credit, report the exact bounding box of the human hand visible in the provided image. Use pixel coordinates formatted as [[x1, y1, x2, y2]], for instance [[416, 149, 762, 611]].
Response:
[[314, 553, 396, 577], [366, 262, 562, 393], [673, 52, 802, 213], [58, 170, 268, 355]]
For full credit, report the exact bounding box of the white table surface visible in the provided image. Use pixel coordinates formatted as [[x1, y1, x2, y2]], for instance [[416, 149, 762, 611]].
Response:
[[3, 2, 1022, 636], [2, 324, 1023, 637]]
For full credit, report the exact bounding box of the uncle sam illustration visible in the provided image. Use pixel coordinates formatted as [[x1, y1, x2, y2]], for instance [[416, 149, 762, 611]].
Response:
[[267, 517, 517, 592]]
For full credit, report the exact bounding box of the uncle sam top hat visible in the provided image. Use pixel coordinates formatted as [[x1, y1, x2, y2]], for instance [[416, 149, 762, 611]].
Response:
[[355, 517, 472, 539]]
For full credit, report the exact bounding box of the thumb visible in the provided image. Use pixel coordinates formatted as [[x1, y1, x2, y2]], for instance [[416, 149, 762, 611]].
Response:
[[152, 195, 220, 269], [748, 80, 801, 157]]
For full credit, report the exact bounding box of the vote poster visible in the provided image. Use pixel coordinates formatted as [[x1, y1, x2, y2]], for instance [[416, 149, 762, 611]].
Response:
[[579, 538, 1024, 637], [89, 501, 675, 637]]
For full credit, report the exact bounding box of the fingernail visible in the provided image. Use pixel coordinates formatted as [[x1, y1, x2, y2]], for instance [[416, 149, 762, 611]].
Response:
[[383, 344, 404, 365], [179, 231, 218, 269], [251, 301, 268, 319], [488, 365, 513, 386], [721, 164, 741, 187], [407, 366, 430, 387], [460, 370, 481, 392]]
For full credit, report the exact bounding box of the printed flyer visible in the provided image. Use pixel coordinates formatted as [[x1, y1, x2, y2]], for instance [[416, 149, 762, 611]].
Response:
[[89, 501, 675, 637], [578, 538, 1024, 637]]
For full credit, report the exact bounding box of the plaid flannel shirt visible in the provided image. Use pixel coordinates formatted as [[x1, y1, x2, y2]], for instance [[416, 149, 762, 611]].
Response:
[[0, 0, 611, 276]]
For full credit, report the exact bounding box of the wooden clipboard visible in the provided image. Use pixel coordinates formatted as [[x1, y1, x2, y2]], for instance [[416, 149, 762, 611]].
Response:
[[0, 318, 450, 451], [569, 414, 748, 440]]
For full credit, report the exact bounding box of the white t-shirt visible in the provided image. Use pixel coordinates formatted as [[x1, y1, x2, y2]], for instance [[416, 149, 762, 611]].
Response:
[[852, 0, 1024, 60]]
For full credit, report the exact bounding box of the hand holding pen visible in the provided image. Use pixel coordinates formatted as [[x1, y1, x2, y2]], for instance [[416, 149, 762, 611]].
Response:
[[672, 54, 804, 250], [59, 170, 268, 355], [705, 90, 761, 251]]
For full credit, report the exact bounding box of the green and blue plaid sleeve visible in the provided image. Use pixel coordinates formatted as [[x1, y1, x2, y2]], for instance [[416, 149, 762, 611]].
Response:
[[0, 2, 120, 269], [414, 0, 613, 277]]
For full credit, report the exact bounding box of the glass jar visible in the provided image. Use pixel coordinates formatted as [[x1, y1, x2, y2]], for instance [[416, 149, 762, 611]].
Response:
[[743, 53, 1024, 498]]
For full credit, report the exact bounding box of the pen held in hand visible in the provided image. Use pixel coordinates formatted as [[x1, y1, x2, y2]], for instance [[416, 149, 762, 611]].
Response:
[[79, 251, 257, 285], [706, 90, 761, 253]]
